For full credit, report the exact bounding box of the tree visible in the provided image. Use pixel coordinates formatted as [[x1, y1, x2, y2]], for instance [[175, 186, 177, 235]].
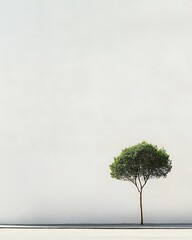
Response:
[[109, 141, 172, 225]]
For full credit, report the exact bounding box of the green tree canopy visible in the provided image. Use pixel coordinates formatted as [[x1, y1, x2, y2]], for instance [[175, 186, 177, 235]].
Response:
[[110, 141, 172, 224]]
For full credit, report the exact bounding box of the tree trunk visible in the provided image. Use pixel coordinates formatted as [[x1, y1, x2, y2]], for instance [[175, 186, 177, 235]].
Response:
[[139, 190, 144, 225]]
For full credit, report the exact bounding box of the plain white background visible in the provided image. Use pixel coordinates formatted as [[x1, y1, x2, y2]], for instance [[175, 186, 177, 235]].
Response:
[[0, 0, 192, 224]]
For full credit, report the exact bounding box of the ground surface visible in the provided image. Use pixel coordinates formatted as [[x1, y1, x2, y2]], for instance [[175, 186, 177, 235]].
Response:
[[0, 229, 192, 240]]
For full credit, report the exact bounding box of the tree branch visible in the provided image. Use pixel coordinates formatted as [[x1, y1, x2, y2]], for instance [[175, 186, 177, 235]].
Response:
[[138, 175, 142, 189], [134, 177, 141, 193], [141, 174, 150, 188]]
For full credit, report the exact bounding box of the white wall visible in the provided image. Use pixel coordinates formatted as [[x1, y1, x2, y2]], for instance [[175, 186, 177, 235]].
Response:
[[0, 0, 192, 224]]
